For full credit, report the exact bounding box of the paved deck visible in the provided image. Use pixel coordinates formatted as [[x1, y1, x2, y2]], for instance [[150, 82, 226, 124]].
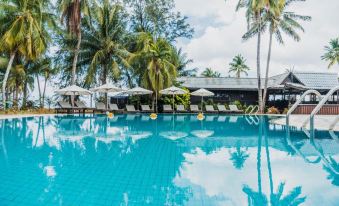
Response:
[[271, 115, 339, 132]]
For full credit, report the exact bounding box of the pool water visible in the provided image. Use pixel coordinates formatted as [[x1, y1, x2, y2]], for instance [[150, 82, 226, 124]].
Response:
[[0, 114, 338, 206]]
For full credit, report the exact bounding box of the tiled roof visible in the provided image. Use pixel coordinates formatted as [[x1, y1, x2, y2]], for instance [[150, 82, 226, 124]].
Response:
[[178, 72, 338, 90]]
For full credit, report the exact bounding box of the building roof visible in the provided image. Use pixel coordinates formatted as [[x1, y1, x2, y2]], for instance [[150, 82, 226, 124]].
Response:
[[178, 72, 339, 91]]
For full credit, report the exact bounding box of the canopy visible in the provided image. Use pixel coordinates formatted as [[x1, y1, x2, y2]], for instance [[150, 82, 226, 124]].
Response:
[[160, 86, 187, 95], [191, 88, 214, 97], [125, 87, 153, 95], [91, 83, 125, 93], [55, 85, 92, 96]]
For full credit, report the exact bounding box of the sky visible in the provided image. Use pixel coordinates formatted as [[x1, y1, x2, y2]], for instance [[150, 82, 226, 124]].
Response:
[[174, 0, 339, 77]]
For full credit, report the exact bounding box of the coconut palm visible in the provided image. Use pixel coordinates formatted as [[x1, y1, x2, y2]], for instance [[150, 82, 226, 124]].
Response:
[[229, 54, 250, 78], [0, 0, 53, 109], [236, 0, 285, 113], [130, 32, 177, 111], [259, 0, 311, 111], [201, 68, 221, 78], [57, 0, 89, 85], [321, 38, 339, 69], [81, 0, 130, 86]]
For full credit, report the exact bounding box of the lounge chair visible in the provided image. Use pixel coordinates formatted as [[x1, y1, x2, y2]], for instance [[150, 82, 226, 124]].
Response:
[[109, 103, 124, 113], [126, 105, 139, 113], [229, 105, 243, 113], [176, 105, 187, 113], [190, 105, 200, 113], [163, 105, 173, 113], [217, 105, 231, 113], [95, 102, 108, 113], [205, 105, 218, 113], [56, 101, 78, 113], [75, 101, 93, 113], [141, 105, 153, 113]]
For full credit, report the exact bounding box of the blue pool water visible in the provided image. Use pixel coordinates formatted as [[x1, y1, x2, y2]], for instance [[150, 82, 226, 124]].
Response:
[[0, 114, 338, 206]]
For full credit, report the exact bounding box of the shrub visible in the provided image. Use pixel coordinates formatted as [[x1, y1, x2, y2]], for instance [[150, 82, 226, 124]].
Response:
[[282, 108, 289, 114], [230, 100, 243, 110], [267, 106, 280, 114]]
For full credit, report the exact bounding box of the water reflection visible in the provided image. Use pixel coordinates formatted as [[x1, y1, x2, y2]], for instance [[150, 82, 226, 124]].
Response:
[[0, 114, 338, 205]]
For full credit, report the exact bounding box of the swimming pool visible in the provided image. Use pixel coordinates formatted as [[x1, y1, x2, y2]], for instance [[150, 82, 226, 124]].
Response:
[[0, 114, 338, 205]]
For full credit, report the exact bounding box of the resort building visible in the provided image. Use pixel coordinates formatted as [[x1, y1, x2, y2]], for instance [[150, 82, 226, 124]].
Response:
[[178, 71, 339, 109]]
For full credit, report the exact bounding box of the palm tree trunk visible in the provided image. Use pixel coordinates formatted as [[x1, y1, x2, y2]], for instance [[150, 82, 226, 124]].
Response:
[[36, 74, 42, 108], [262, 31, 273, 112], [42, 76, 48, 109], [2, 52, 16, 109], [22, 80, 28, 109], [71, 32, 81, 107], [256, 13, 263, 113]]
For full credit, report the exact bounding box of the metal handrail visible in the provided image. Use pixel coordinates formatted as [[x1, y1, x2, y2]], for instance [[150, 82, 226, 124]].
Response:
[[286, 90, 322, 125], [250, 105, 259, 114], [245, 105, 254, 114], [245, 105, 259, 114], [303, 86, 339, 132], [329, 115, 339, 131]]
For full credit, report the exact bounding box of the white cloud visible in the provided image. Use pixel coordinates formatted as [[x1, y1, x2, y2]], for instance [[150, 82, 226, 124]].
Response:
[[175, 0, 339, 77]]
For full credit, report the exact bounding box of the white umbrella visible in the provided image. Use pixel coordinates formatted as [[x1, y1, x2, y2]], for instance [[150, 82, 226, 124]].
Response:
[[55, 85, 92, 96], [191, 88, 214, 112], [91, 83, 125, 108], [125, 87, 153, 110], [55, 85, 92, 107], [160, 86, 187, 112]]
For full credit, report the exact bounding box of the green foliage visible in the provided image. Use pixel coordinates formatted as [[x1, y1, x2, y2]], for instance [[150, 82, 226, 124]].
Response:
[[267, 106, 280, 114], [229, 54, 250, 78], [231, 100, 243, 110], [161, 87, 190, 108], [321, 38, 339, 69], [201, 68, 221, 78]]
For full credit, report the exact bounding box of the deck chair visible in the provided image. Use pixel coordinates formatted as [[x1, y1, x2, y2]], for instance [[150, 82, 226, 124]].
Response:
[[163, 105, 173, 113], [95, 102, 108, 113], [176, 105, 187, 113], [217, 105, 230, 113], [126, 105, 139, 113], [229, 105, 243, 113], [57, 101, 77, 113], [109, 103, 124, 113], [205, 105, 218, 113], [141, 105, 153, 113], [75, 101, 92, 113], [190, 105, 200, 113]]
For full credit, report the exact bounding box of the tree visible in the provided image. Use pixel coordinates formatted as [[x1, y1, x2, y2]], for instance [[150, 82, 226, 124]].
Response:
[[228, 54, 250, 78], [0, 0, 53, 109], [201, 68, 221, 78], [130, 32, 177, 111], [236, 0, 285, 113], [80, 0, 130, 86], [170, 47, 196, 77], [124, 0, 193, 42], [321, 38, 339, 69], [57, 0, 89, 86], [260, 0, 311, 112]]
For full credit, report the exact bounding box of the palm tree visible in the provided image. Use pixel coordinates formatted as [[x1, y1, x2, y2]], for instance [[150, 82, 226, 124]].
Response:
[[201, 68, 221, 77], [228, 54, 250, 78], [81, 1, 130, 86], [57, 0, 89, 85], [0, 0, 53, 109], [260, 0, 311, 112], [321, 38, 339, 69], [131, 32, 177, 111], [236, 0, 285, 113]]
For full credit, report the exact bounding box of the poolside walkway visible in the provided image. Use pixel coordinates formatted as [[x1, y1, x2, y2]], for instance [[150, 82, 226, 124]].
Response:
[[271, 115, 339, 132]]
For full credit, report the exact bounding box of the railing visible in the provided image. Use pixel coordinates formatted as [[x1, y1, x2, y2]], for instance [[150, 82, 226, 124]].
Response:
[[302, 86, 339, 134], [286, 90, 322, 125]]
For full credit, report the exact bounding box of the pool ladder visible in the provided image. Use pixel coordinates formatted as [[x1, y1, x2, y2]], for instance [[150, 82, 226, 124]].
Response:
[[245, 105, 259, 115]]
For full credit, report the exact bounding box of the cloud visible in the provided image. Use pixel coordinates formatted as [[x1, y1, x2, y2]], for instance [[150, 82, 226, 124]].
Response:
[[175, 0, 339, 77]]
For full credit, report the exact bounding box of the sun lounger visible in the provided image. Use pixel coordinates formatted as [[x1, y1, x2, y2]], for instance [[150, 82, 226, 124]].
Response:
[[95, 102, 108, 113], [109, 103, 124, 113], [56, 101, 79, 113], [217, 105, 231, 113], [190, 105, 200, 113], [141, 105, 153, 113], [205, 105, 218, 113], [176, 105, 187, 113], [75, 101, 93, 113], [126, 105, 139, 113], [163, 105, 173, 113], [229, 105, 243, 113]]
